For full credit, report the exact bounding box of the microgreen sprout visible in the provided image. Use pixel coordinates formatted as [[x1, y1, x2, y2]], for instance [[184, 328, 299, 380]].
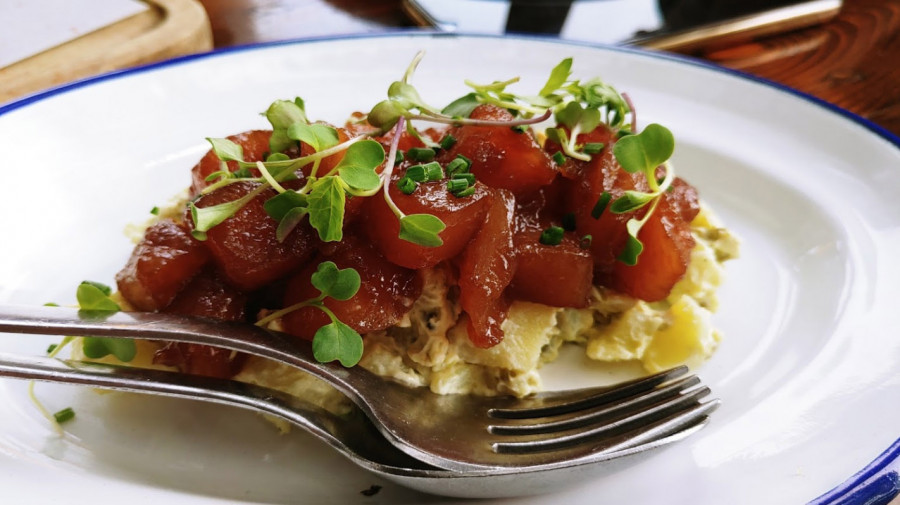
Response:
[[609, 123, 676, 265], [255, 261, 363, 367]]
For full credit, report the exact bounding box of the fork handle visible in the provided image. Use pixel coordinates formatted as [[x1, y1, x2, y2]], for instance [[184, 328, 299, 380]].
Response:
[[0, 304, 371, 402]]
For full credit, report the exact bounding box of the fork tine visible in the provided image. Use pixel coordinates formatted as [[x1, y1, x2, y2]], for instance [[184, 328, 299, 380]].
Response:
[[492, 385, 713, 454], [488, 374, 701, 436], [488, 366, 689, 419]]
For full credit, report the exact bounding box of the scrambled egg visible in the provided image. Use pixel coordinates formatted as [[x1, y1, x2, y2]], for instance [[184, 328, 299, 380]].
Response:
[[239, 206, 738, 402]]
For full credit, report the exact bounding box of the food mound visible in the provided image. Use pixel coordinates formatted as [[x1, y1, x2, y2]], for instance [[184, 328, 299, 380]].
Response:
[[86, 56, 737, 399]]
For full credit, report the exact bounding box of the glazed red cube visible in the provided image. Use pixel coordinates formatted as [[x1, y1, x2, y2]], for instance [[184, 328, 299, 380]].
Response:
[[115, 219, 210, 311], [363, 178, 491, 269], [457, 189, 517, 348], [508, 228, 594, 308], [281, 237, 422, 340], [154, 268, 249, 378], [190, 130, 272, 196], [609, 195, 696, 302], [439, 105, 557, 196], [189, 181, 316, 291]]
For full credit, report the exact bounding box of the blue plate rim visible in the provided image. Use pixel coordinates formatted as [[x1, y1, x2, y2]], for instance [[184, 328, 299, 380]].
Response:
[[1, 30, 898, 504]]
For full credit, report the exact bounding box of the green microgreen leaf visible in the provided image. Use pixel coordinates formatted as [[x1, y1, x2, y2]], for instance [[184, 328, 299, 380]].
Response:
[[312, 320, 363, 367], [75, 281, 119, 312], [189, 190, 255, 236], [399, 214, 445, 247], [266, 99, 309, 153], [275, 207, 309, 242], [310, 261, 361, 301], [206, 138, 244, 162], [367, 99, 405, 130], [81, 337, 137, 362], [334, 140, 385, 191], [441, 93, 480, 118], [609, 190, 655, 214], [618, 219, 645, 266], [612, 123, 674, 175], [539, 58, 572, 96], [556, 102, 601, 134], [306, 176, 346, 242], [264, 191, 308, 221], [287, 123, 340, 153]]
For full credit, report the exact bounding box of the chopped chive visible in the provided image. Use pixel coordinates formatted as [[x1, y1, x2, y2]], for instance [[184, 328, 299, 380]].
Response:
[[445, 157, 469, 176], [511, 125, 528, 134], [394, 150, 405, 165], [439, 134, 457, 150], [539, 226, 565, 246], [150, 206, 160, 216], [591, 191, 612, 219], [452, 186, 476, 198], [423, 161, 444, 181], [583, 142, 605, 154], [405, 164, 427, 182], [46, 344, 58, 354], [455, 154, 472, 169], [397, 177, 417, 195], [580, 235, 593, 249], [552, 151, 566, 165], [407, 147, 435, 162], [562, 212, 577, 231], [447, 179, 469, 193], [53, 407, 75, 424], [451, 172, 475, 185]]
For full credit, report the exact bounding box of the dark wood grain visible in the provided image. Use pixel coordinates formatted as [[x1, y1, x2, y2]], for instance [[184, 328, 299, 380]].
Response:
[[196, 0, 900, 138], [701, 0, 900, 135]]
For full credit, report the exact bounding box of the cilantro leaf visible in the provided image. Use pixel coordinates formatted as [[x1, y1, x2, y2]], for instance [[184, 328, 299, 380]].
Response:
[[335, 140, 385, 191], [75, 282, 120, 312], [612, 123, 674, 175], [399, 214, 445, 247], [206, 138, 244, 162], [310, 261, 360, 301], [312, 320, 363, 367], [306, 176, 346, 242], [81, 337, 137, 362]]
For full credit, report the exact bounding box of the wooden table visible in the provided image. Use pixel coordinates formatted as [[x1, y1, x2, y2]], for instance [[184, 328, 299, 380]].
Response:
[[196, 0, 900, 138]]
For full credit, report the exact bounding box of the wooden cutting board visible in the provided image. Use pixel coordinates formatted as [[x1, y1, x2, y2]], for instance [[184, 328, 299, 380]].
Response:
[[0, 0, 212, 103]]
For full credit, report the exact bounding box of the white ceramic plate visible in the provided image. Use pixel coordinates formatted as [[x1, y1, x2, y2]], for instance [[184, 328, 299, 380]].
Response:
[[1, 34, 899, 504]]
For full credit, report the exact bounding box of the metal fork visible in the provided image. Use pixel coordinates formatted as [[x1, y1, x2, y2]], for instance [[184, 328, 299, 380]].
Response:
[[0, 304, 719, 471]]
